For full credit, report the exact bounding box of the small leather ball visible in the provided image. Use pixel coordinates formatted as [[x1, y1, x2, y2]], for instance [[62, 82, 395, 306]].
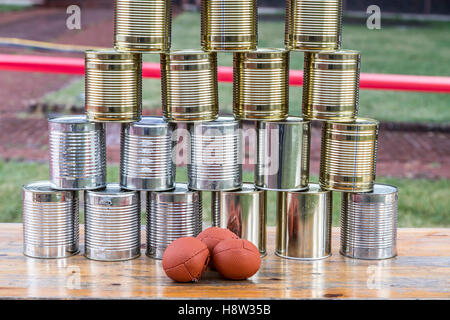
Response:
[[213, 239, 261, 280], [197, 227, 239, 268], [162, 237, 210, 283]]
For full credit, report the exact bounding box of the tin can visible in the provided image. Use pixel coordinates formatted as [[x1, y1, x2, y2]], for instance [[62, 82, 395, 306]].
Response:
[[285, 0, 343, 51], [85, 50, 142, 122], [201, 0, 257, 51], [84, 184, 141, 261], [341, 184, 398, 260], [161, 50, 218, 122], [146, 183, 202, 259], [22, 181, 79, 258], [49, 115, 106, 190], [233, 48, 290, 121], [188, 117, 242, 191], [120, 117, 176, 191], [256, 117, 310, 191], [276, 184, 332, 260], [320, 118, 379, 192], [303, 50, 360, 121], [114, 0, 171, 52], [217, 183, 266, 256]]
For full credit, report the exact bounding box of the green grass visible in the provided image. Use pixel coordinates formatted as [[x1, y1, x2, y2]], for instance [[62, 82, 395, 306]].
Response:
[[41, 12, 450, 123], [4, 160, 449, 227], [0, 5, 30, 12]]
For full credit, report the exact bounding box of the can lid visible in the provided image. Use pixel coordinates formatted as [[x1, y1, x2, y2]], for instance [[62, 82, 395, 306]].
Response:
[[23, 181, 57, 193], [49, 115, 101, 132], [222, 183, 263, 194], [326, 117, 379, 131], [129, 116, 170, 128], [191, 116, 240, 128], [164, 49, 214, 60], [87, 183, 137, 196], [311, 49, 360, 60], [346, 183, 398, 204], [285, 183, 330, 195], [150, 183, 201, 203], [85, 49, 138, 61], [239, 48, 288, 59], [259, 116, 310, 126]]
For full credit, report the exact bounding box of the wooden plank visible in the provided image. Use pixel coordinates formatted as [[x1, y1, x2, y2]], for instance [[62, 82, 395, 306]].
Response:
[[0, 223, 448, 299]]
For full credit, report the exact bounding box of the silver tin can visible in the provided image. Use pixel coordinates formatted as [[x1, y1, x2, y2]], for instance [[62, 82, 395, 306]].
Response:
[[49, 115, 106, 190], [276, 184, 332, 260], [188, 117, 242, 191], [22, 181, 79, 258], [341, 184, 398, 260], [146, 183, 202, 259], [217, 183, 266, 257], [120, 117, 176, 191], [84, 184, 141, 261], [255, 117, 310, 191]]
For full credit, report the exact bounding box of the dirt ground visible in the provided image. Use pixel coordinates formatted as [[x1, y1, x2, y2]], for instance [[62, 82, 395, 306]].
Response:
[[0, 6, 449, 179]]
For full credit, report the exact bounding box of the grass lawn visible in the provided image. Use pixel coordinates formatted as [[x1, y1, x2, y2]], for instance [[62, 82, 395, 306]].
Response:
[[0, 5, 30, 12], [41, 11, 450, 123], [3, 160, 449, 227]]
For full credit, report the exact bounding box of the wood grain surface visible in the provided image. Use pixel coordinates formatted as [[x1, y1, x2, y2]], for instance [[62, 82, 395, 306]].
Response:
[[0, 224, 448, 299]]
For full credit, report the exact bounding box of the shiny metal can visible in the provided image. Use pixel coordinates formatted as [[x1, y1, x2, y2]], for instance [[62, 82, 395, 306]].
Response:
[[161, 50, 218, 122], [233, 48, 290, 121], [85, 50, 142, 122], [146, 183, 202, 259], [217, 183, 266, 257], [201, 0, 257, 51], [120, 117, 176, 191], [320, 118, 379, 192], [84, 184, 141, 261], [114, 0, 171, 52], [285, 0, 343, 51], [341, 184, 398, 260], [188, 117, 242, 191], [303, 50, 360, 121], [49, 115, 106, 190], [256, 117, 310, 191], [22, 181, 79, 258], [276, 183, 332, 260]]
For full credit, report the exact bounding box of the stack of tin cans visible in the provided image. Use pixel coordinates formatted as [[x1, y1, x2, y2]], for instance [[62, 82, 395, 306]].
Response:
[[22, 0, 398, 263]]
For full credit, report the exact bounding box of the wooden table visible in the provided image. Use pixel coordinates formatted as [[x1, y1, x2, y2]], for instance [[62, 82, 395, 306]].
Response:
[[0, 223, 449, 299]]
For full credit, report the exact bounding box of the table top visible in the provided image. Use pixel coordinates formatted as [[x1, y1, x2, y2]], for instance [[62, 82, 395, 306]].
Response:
[[0, 223, 449, 299]]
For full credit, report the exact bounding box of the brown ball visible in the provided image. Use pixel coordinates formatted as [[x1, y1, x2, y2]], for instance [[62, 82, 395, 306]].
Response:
[[213, 239, 261, 280], [162, 237, 210, 283], [197, 227, 239, 268]]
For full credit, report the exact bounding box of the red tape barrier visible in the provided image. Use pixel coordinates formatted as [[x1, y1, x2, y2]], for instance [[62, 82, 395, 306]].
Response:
[[1, 54, 449, 93]]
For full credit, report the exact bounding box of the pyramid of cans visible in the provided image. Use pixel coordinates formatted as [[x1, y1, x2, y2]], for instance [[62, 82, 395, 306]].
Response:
[[22, 0, 398, 262]]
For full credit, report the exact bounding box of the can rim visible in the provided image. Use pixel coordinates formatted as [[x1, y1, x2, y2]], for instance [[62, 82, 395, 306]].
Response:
[[284, 183, 330, 195], [222, 182, 263, 194], [22, 181, 60, 193], [259, 116, 309, 125], [128, 116, 170, 128], [85, 49, 139, 60], [191, 116, 240, 126], [151, 183, 198, 195], [237, 47, 289, 58], [311, 49, 360, 59], [48, 115, 89, 124], [327, 117, 379, 127], [164, 49, 214, 58], [86, 183, 137, 196]]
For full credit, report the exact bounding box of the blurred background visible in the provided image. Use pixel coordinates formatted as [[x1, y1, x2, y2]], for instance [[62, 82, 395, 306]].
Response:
[[0, 0, 448, 227]]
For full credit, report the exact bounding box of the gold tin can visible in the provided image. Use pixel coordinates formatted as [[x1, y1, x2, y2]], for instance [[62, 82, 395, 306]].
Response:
[[233, 48, 290, 121], [303, 50, 360, 121], [114, 0, 171, 52], [201, 0, 257, 52], [85, 50, 142, 122], [285, 0, 343, 51], [320, 118, 379, 192], [161, 50, 218, 122]]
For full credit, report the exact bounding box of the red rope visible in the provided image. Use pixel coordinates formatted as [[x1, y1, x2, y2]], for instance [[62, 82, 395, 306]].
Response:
[[1, 54, 449, 93]]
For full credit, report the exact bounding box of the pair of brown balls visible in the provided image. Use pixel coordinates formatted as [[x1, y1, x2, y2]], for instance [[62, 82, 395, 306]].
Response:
[[162, 227, 261, 282]]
